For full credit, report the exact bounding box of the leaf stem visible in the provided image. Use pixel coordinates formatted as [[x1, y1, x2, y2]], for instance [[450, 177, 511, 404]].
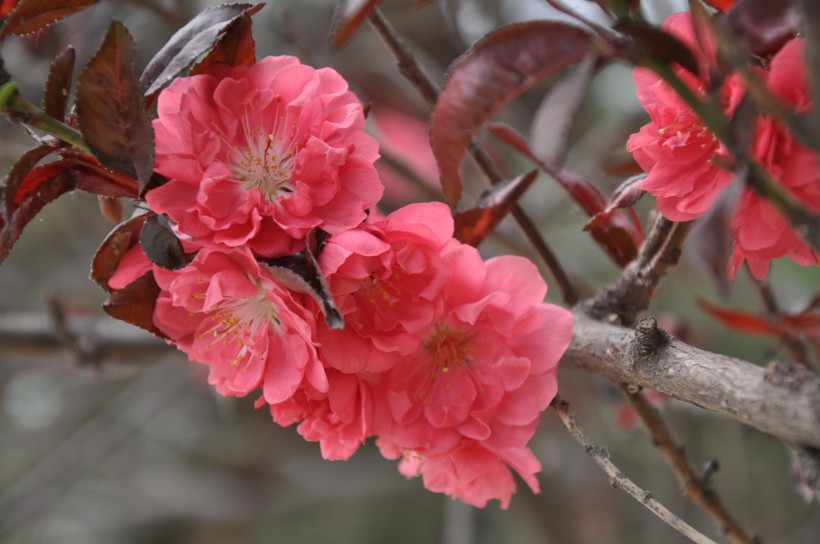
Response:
[[0, 81, 92, 155]]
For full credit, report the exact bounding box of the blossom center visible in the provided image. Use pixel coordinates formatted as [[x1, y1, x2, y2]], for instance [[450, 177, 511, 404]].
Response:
[[227, 103, 299, 200], [658, 110, 716, 149], [423, 324, 473, 376], [200, 285, 280, 368]]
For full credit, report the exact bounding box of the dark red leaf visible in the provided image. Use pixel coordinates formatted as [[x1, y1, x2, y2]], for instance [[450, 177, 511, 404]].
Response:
[[699, 299, 774, 334], [725, 0, 800, 55], [0, 0, 98, 41], [531, 56, 596, 166], [584, 174, 646, 231], [190, 12, 255, 75], [431, 21, 593, 204], [488, 122, 640, 266], [3, 143, 54, 219], [77, 21, 153, 191], [43, 46, 75, 120], [102, 271, 164, 337], [454, 169, 538, 247], [140, 213, 193, 270], [689, 183, 740, 297], [265, 231, 344, 329], [139, 3, 264, 98], [329, 0, 381, 49], [0, 155, 139, 265], [602, 153, 644, 177], [775, 313, 820, 340], [617, 20, 700, 75], [91, 213, 148, 292]]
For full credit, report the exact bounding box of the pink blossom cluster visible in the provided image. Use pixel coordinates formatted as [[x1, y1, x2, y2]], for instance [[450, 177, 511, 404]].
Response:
[[110, 56, 574, 508], [627, 13, 820, 279]]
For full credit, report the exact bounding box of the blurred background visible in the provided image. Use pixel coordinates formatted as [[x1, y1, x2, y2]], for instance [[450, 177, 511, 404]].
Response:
[[0, 0, 818, 542]]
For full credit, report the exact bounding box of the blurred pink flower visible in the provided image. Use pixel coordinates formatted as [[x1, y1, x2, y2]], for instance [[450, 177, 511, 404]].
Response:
[[728, 39, 820, 278], [377, 242, 574, 508], [152, 246, 327, 403], [628, 13, 819, 278], [627, 12, 742, 222], [146, 55, 383, 258], [317, 202, 454, 373]]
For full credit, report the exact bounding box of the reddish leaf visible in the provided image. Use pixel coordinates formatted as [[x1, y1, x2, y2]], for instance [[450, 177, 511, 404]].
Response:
[[725, 0, 800, 55], [690, 183, 740, 297], [0, 155, 139, 265], [699, 299, 774, 334], [140, 213, 193, 270], [190, 13, 255, 75], [705, 0, 735, 11], [43, 46, 75, 120], [775, 313, 820, 340], [102, 271, 164, 337], [584, 174, 646, 231], [617, 20, 699, 75], [431, 21, 593, 204], [454, 169, 538, 247], [488, 122, 640, 266], [531, 56, 596, 166], [0, 0, 98, 41], [329, 0, 381, 49], [602, 153, 644, 177], [3, 143, 54, 219], [139, 3, 264, 98], [0, 0, 19, 18], [97, 196, 122, 224], [77, 21, 154, 191], [91, 213, 148, 292]]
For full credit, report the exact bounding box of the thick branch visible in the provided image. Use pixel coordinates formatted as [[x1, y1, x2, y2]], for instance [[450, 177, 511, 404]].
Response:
[[4, 310, 820, 448], [567, 310, 820, 448]]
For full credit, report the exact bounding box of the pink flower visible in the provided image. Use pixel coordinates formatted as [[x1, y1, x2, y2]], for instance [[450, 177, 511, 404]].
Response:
[[728, 39, 820, 278], [267, 368, 385, 460], [146, 55, 383, 258], [628, 13, 820, 278], [152, 246, 327, 403], [377, 242, 574, 508], [316, 202, 454, 373], [627, 12, 743, 222]]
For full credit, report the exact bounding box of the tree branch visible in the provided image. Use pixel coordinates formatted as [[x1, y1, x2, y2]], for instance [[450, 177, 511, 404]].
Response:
[[619, 386, 759, 544], [567, 311, 820, 449], [552, 397, 719, 544]]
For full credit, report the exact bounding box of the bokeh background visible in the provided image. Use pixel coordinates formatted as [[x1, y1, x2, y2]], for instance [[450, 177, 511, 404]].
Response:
[[1, 1, 818, 542]]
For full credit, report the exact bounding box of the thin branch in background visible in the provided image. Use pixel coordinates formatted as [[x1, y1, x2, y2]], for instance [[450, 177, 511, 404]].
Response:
[[748, 270, 813, 368], [43, 295, 98, 370], [586, 214, 690, 325], [545, 0, 618, 40], [618, 385, 760, 544], [366, 8, 580, 306], [551, 396, 719, 544]]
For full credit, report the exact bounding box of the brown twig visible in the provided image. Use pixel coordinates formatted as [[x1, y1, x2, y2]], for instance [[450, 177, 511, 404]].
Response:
[[749, 271, 813, 368], [43, 295, 98, 369], [586, 215, 690, 325], [366, 8, 580, 306], [552, 396, 718, 544], [618, 384, 759, 544]]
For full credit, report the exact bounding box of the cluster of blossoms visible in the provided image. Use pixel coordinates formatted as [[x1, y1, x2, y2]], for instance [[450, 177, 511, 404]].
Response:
[[110, 55, 573, 508], [628, 12, 820, 279]]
